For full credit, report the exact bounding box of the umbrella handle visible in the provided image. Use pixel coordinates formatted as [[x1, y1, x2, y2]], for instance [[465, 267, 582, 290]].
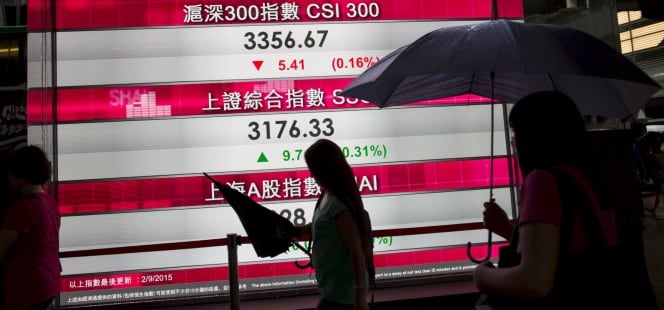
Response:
[[294, 259, 312, 269], [466, 230, 493, 264], [292, 241, 313, 269]]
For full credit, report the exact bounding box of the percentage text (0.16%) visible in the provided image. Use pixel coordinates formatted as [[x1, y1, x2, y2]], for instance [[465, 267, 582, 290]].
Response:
[[331, 56, 380, 72]]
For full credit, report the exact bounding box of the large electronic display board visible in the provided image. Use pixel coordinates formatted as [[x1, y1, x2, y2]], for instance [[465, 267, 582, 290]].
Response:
[[26, 0, 523, 307]]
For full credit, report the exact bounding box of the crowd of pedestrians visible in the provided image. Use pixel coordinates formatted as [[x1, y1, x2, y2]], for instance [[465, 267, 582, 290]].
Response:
[[0, 92, 658, 310]]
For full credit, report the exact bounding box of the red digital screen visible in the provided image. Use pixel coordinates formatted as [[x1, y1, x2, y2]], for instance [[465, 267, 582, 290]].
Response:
[[26, 0, 523, 306]]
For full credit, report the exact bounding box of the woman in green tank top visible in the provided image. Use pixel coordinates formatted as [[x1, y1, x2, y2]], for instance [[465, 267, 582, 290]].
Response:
[[299, 139, 370, 310]]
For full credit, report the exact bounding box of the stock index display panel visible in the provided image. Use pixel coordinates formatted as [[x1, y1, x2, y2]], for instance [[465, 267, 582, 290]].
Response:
[[27, 0, 523, 306]]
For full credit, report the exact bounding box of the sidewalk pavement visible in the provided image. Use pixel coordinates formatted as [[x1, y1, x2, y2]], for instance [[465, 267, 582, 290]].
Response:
[[642, 195, 664, 309]]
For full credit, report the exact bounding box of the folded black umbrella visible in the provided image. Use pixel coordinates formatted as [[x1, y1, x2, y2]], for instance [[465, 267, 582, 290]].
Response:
[[204, 173, 299, 258]]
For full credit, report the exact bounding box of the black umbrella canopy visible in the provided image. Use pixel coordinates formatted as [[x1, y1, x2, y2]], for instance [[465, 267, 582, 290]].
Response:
[[342, 19, 662, 264], [204, 173, 297, 258], [341, 19, 661, 120]]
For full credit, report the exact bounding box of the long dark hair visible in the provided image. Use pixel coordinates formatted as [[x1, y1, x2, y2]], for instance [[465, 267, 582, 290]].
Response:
[[7, 145, 52, 185], [305, 139, 373, 267], [509, 91, 590, 178], [304, 139, 365, 213]]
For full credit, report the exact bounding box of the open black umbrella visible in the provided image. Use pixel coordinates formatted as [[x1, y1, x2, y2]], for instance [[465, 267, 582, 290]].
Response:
[[340, 19, 661, 120], [204, 173, 301, 258], [340, 19, 662, 263]]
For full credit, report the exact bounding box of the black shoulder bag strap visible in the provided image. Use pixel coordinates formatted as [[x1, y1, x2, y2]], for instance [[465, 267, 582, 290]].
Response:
[[503, 169, 606, 266], [548, 169, 615, 307], [551, 169, 607, 258]]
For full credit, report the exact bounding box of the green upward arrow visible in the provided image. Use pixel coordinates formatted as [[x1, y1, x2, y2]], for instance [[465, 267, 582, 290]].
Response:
[[257, 152, 269, 163]]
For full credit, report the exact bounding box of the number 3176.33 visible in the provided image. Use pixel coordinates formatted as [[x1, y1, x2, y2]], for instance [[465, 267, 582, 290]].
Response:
[[247, 119, 334, 140]]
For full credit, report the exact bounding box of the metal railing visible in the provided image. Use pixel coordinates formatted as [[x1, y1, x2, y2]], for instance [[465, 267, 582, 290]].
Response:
[[58, 222, 495, 309]]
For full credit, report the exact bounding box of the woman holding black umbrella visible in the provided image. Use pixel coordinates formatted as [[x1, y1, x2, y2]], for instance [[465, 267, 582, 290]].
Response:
[[297, 139, 370, 310], [473, 91, 656, 309]]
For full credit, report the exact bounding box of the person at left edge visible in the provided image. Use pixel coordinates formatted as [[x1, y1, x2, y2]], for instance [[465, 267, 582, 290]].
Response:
[[0, 145, 61, 310]]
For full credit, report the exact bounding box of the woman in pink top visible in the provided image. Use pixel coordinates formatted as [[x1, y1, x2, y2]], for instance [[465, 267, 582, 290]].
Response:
[[0, 145, 61, 310], [473, 91, 627, 308]]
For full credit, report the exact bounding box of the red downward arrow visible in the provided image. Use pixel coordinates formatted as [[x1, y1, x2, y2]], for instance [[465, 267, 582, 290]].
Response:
[[252, 60, 264, 71]]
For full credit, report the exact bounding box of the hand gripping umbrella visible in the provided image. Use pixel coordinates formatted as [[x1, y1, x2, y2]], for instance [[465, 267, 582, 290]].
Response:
[[204, 173, 308, 258], [340, 20, 662, 263]]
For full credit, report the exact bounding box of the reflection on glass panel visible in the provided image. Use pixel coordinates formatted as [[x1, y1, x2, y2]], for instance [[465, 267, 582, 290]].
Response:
[[0, 40, 19, 58], [620, 21, 664, 53], [621, 40, 634, 53], [621, 30, 632, 41], [632, 32, 664, 51], [630, 22, 664, 38], [617, 11, 642, 25]]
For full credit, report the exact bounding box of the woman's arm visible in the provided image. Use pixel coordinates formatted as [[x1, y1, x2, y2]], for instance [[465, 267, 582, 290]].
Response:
[[474, 222, 560, 298], [294, 223, 311, 241], [0, 229, 19, 261], [336, 210, 369, 310]]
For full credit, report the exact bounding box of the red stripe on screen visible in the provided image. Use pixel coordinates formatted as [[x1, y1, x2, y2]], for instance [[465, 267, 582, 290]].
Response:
[[28, 0, 524, 31], [27, 78, 490, 123], [57, 158, 511, 215]]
